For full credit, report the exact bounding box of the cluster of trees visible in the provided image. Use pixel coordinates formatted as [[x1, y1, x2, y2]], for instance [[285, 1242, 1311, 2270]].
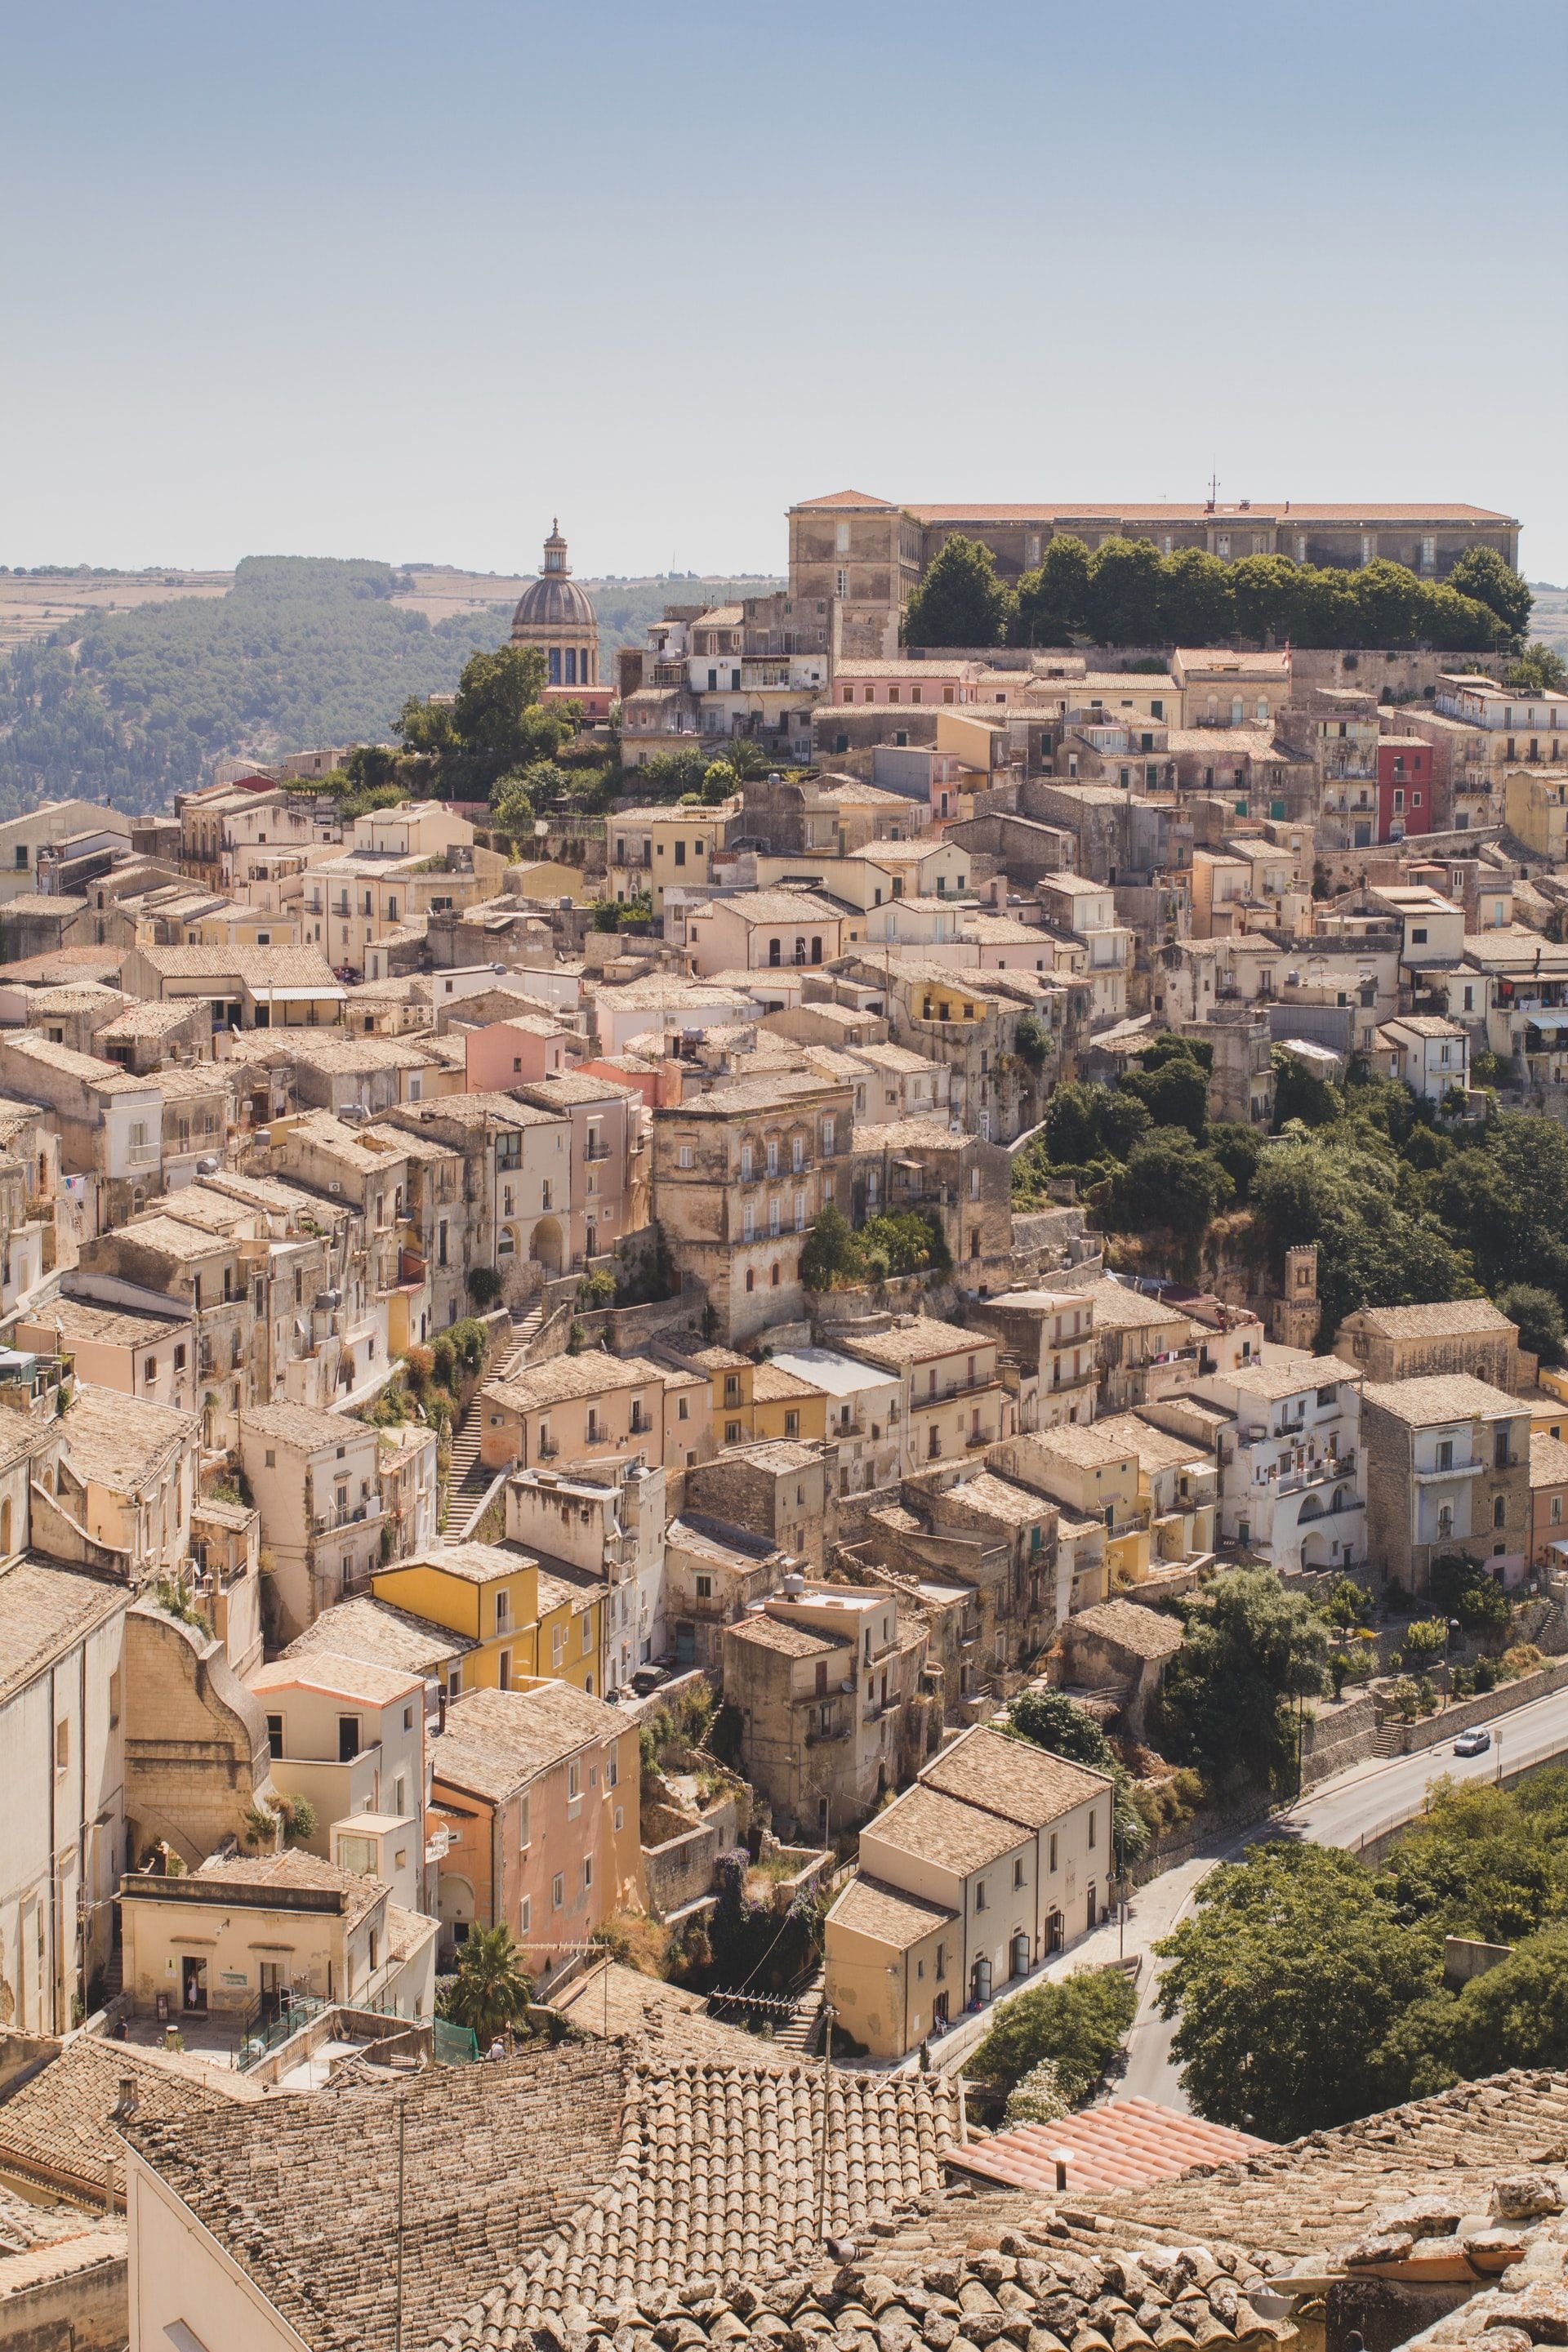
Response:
[[799, 1202, 951, 1290], [1254, 1079, 1568, 1352], [1160, 1567, 1332, 1795], [1006, 1686, 1151, 1864], [969, 1964, 1138, 2107], [1018, 1036, 1568, 1356], [0, 557, 514, 819], [1013, 1033, 1257, 1247], [902, 533, 1527, 653], [1158, 1773, 1568, 2137]]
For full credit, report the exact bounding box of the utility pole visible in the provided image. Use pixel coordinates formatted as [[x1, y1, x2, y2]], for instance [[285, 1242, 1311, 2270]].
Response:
[[393, 2088, 407, 2352], [817, 1999, 835, 2245]]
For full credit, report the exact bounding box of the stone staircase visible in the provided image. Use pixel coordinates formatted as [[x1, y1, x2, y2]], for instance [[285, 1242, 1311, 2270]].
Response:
[[438, 1304, 546, 1535], [771, 1970, 825, 2057]]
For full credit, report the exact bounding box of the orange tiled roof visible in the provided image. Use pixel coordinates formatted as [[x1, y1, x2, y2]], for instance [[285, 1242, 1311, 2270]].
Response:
[[954, 2095, 1267, 2194]]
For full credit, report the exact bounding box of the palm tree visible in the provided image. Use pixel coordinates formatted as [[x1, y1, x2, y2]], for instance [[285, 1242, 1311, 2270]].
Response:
[[443, 1924, 532, 2046]]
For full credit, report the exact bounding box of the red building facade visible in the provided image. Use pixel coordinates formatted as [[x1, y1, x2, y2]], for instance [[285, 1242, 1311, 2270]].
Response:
[[1379, 736, 1433, 842]]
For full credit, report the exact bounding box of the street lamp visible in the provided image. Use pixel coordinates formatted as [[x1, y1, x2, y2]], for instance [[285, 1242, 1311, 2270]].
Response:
[[1442, 1617, 1462, 1705]]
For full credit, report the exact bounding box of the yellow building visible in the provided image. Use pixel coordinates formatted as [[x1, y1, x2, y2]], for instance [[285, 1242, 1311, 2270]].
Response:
[[608, 805, 731, 914], [372, 1541, 602, 1698], [1503, 767, 1568, 863], [994, 1424, 1152, 1588], [750, 1361, 829, 1446]]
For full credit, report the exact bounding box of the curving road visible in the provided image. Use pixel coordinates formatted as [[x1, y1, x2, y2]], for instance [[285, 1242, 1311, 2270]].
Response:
[[1118, 1681, 1568, 2110]]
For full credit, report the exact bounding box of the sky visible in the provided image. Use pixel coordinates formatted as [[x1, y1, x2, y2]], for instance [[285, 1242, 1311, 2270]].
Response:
[[2, 0, 1566, 582]]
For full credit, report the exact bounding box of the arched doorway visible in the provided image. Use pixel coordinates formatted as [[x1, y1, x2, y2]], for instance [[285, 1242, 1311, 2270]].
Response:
[[530, 1217, 564, 1277]]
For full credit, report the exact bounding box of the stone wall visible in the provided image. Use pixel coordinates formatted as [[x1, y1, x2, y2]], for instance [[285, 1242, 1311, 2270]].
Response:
[[1378, 1655, 1568, 1756], [642, 1792, 741, 1920], [122, 1602, 272, 1866], [1300, 1689, 1381, 1784], [0, 2244, 127, 2350]]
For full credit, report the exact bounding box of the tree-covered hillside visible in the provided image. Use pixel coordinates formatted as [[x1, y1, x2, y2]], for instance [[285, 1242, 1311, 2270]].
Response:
[[0, 557, 514, 817]]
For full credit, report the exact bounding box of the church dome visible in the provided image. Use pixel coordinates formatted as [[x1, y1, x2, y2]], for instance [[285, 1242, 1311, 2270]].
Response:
[[511, 519, 598, 634]]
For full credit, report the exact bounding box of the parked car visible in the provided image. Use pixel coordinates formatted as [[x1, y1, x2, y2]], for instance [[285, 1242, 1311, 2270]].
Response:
[[1454, 1727, 1492, 1757]]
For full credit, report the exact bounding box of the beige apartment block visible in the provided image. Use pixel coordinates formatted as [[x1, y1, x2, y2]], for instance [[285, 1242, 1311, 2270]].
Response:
[[840, 1316, 1005, 1473], [40, 1383, 198, 1588], [828, 1721, 1114, 2056], [238, 1402, 389, 1643], [0, 1554, 129, 2034], [1361, 1373, 1531, 1597], [118, 1847, 437, 2025], [250, 1650, 428, 1912], [479, 1350, 706, 1484]]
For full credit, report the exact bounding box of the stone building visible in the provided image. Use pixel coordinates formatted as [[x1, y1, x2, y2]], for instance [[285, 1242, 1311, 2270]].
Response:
[[1361, 1373, 1532, 1597], [684, 1438, 834, 1570], [510, 519, 600, 689], [1333, 1299, 1530, 1394], [1058, 1595, 1183, 1744], [650, 1071, 855, 1344], [720, 1580, 926, 1841]]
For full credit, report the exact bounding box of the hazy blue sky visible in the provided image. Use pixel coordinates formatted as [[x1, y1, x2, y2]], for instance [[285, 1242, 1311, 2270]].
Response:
[[3, 0, 1565, 580]]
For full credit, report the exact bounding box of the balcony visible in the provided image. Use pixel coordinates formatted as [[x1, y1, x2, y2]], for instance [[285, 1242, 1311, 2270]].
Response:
[[1413, 1457, 1485, 1484]]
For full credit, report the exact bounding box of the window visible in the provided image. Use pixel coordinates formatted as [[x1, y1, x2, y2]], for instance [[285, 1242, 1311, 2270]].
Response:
[[266, 1712, 283, 1760], [568, 1758, 581, 1800], [678, 1143, 693, 1169], [583, 1855, 594, 1891], [1013, 1858, 1025, 1889], [1437, 1438, 1454, 1471], [974, 1878, 987, 1912], [1494, 1494, 1507, 1529], [552, 1873, 564, 1909], [696, 1574, 713, 1599], [1088, 1809, 1098, 1849], [519, 1794, 531, 1848], [55, 1717, 69, 1773]]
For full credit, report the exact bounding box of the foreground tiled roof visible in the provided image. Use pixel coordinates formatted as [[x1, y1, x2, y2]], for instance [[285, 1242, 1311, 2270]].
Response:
[[450, 2176, 1298, 2352], [954, 2096, 1267, 2195], [0, 2031, 261, 2203], [1087, 2067, 1568, 2257], [127, 2041, 630, 2352], [440, 2059, 960, 2344]]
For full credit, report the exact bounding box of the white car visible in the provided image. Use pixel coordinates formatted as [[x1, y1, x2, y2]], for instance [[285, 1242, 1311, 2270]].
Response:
[[1453, 1728, 1492, 1757]]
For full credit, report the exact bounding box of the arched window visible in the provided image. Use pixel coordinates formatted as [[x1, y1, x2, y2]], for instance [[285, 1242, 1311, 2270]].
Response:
[[771, 1263, 781, 1287], [497, 1228, 515, 1258], [1494, 1494, 1507, 1528], [1437, 1503, 1454, 1539], [745, 1269, 755, 1292]]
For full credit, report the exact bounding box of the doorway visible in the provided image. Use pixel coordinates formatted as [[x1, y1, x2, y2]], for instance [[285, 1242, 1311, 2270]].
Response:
[[1087, 1885, 1098, 1934], [1046, 1909, 1063, 1953], [181, 1955, 208, 2014], [969, 1956, 991, 2007], [1009, 1931, 1030, 1980]]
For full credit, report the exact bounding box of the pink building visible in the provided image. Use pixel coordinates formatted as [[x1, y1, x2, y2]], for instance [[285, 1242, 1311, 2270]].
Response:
[[463, 1015, 572, 1092], [430, 1681, 644, 1982], [514, 1069, 644, 1268], [833, 659, 981, 708]]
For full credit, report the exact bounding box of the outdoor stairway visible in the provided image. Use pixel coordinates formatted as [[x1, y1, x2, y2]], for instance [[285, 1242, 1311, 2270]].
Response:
[[771, 1970, 825, 2056], [437, 1303, 547, 1535]]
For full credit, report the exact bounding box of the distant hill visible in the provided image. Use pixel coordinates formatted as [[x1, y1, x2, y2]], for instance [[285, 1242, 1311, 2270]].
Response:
[[0, 559, 782, 818]]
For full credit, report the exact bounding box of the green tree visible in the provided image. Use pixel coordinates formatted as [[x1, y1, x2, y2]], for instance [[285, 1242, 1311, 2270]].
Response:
[[969, 1967, 1138, 2102], [1376, 1779, 1558, 1944], [1254, 1129, 1477, 1344], [1160, 1566, 1330, 1791], [1348, 560, 1428, 648], [443, 1923, 532, 2044], [1505, 643, 1568, 693], [1207, 1120, 1263, 1202], [1158, 549, 1235, 644], [1448, 547, 1533, 642], [1084, 537, 1165, 644], [1497, 1281, 1566, 1365], [1110, 1131, 1233, 1241], [1228, 554, 1301, 644], [1008, 1689, 1149, 1864], [1154, 1841, 1441, 2136], [1271, 1046, 1343, 1131], [344, 742, 405, 792], [800, 1205, 859, 1291], [903, 535, 1013, 648], [1429, 1550, 1511, 1632], [1120, 1037, 1211, 1139], [1012, 536, 1090, 644]]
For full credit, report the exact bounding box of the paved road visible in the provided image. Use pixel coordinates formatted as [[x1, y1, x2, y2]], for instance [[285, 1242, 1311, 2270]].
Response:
[[1117, 1682, 1568, 2111]]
